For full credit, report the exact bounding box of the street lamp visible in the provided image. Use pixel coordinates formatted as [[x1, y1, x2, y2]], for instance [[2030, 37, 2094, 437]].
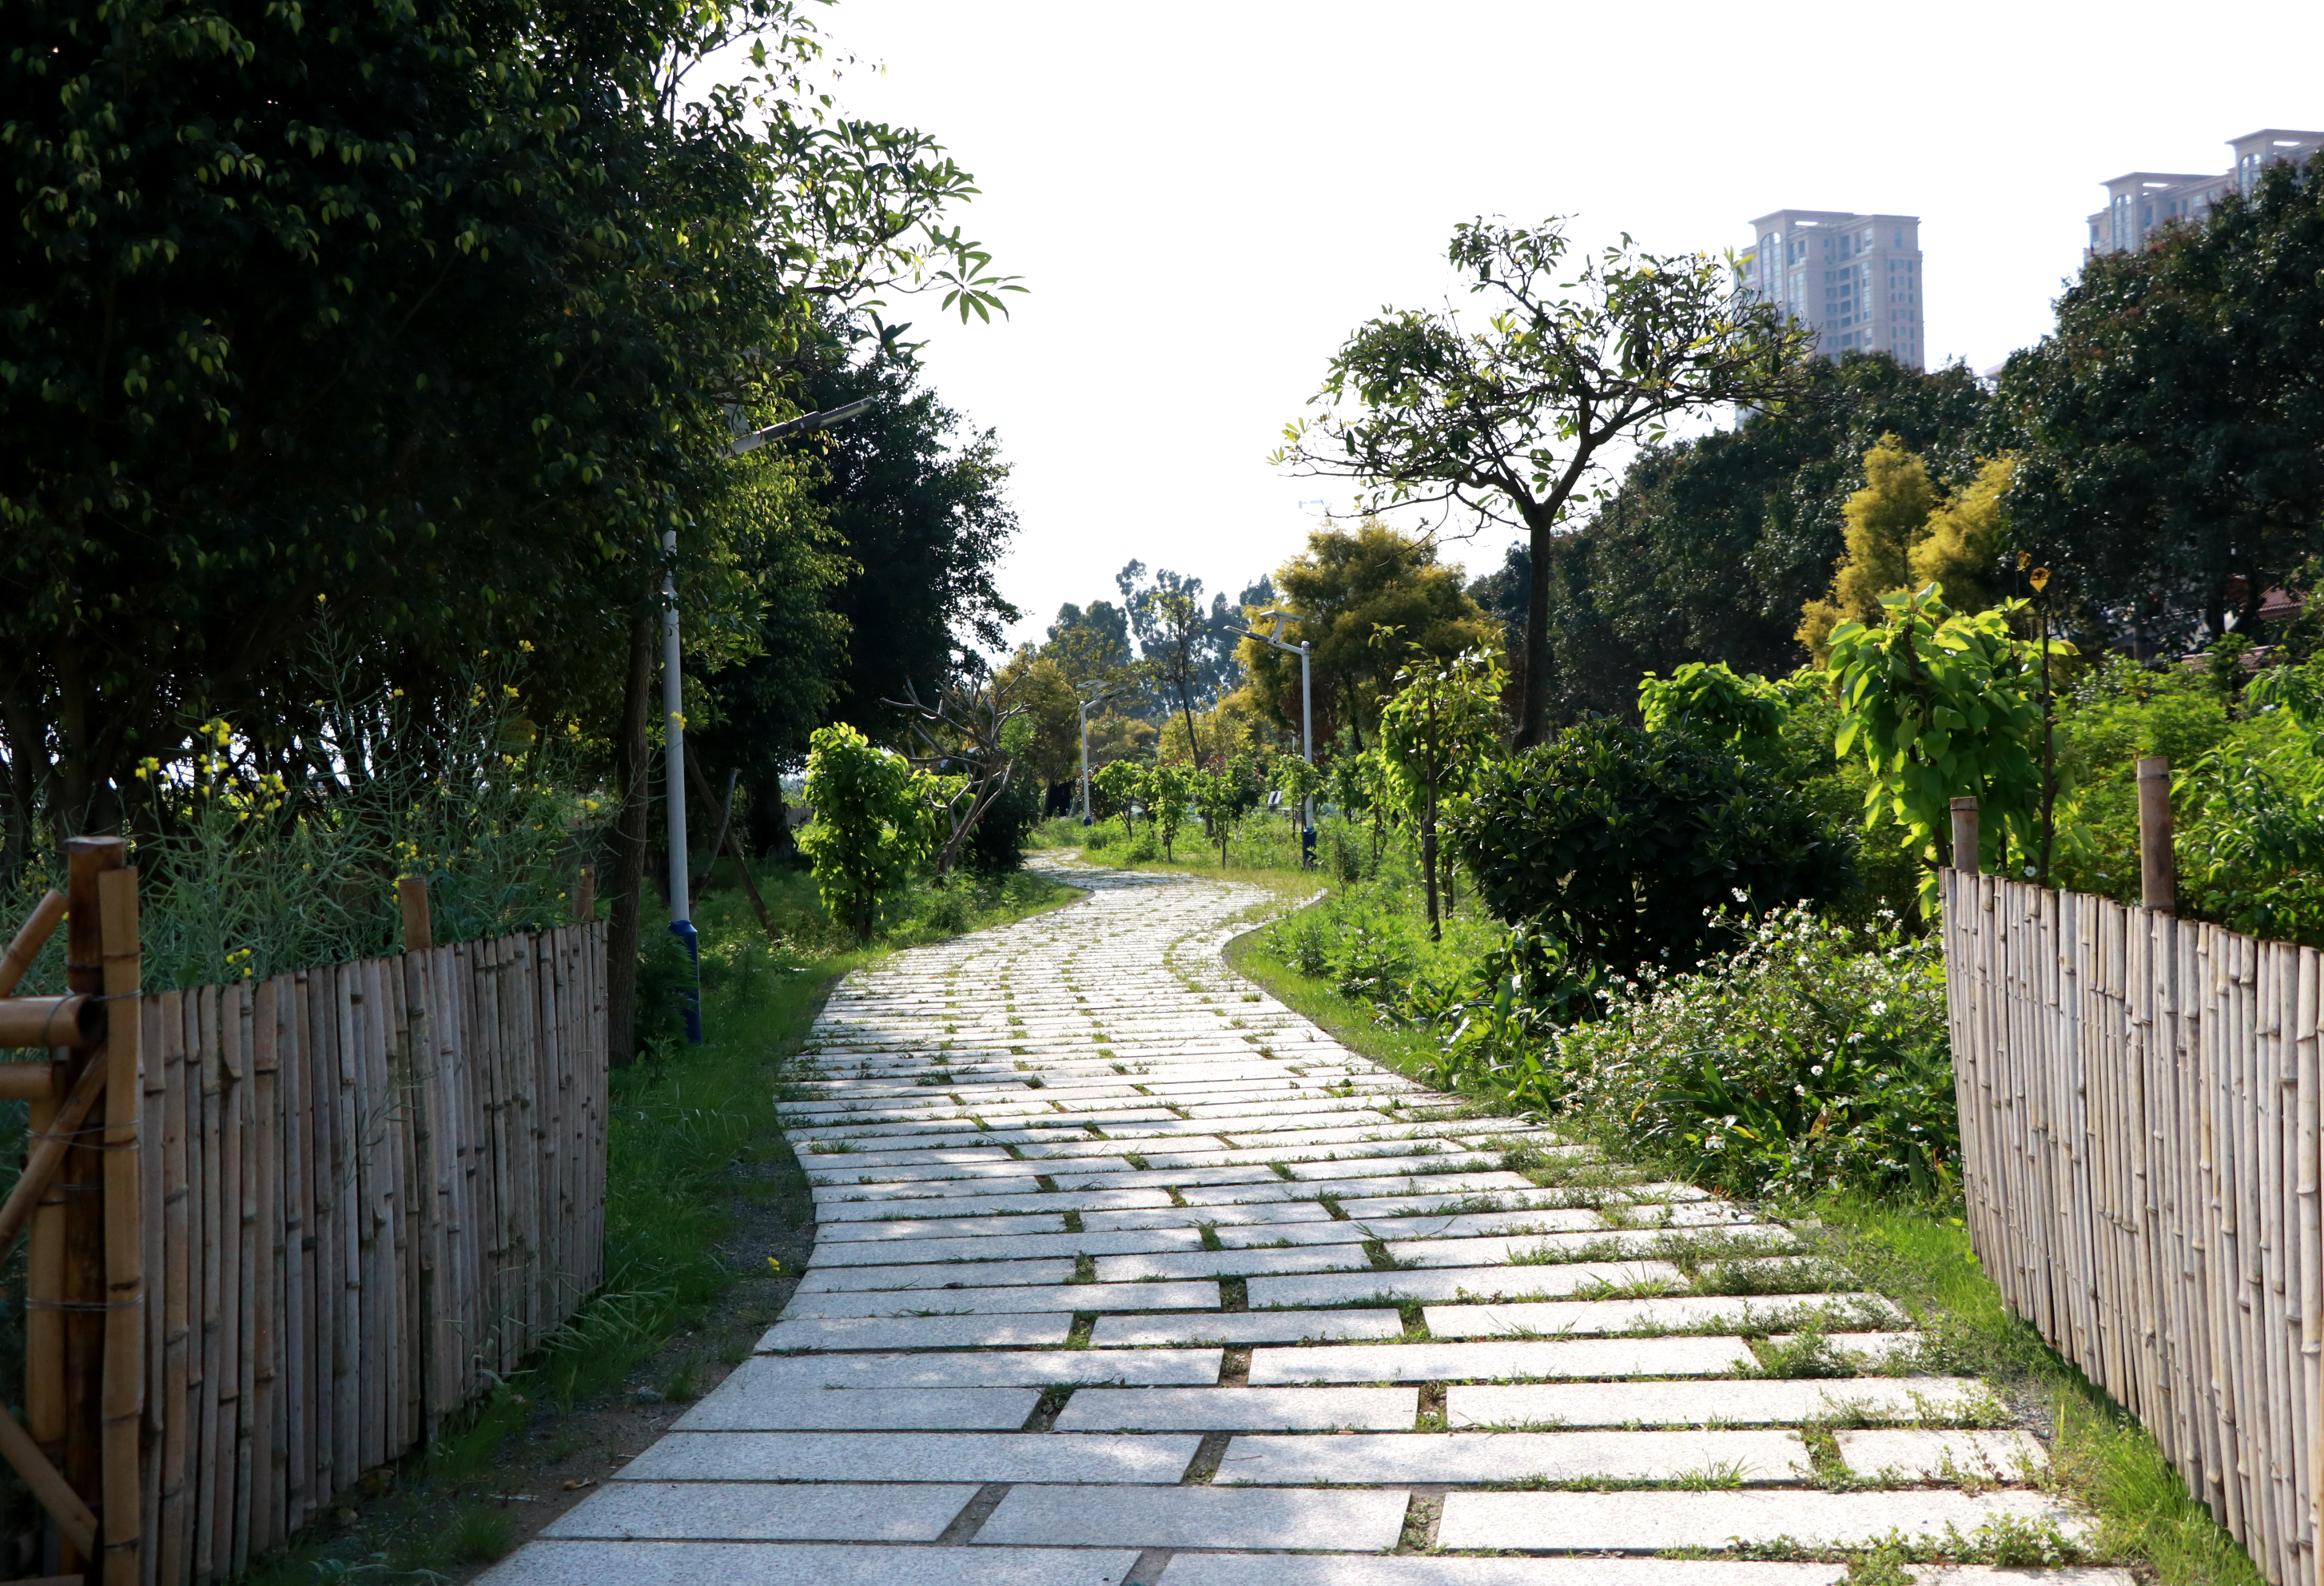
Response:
[[661, 395, 877, 1044], [1236, 609, 1315, 867], [1074, 679, 1122, 825]]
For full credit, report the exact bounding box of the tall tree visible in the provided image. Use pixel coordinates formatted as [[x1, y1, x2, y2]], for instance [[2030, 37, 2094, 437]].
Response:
[[1275, 217, 1812, 744], [1992, 148, 2324, 655], [1240, 520, 1499, 750], [1467, 354, 1992, 723], [790, 342, 1022, 734]]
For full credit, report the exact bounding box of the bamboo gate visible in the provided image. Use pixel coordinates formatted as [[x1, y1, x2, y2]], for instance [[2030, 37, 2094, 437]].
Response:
[[1943, 847, 2322, 1586], [0, 839, 611, 1585]]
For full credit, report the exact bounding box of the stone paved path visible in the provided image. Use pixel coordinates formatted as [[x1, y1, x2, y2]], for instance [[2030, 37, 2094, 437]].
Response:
[[481, 861, 2123, 1586]]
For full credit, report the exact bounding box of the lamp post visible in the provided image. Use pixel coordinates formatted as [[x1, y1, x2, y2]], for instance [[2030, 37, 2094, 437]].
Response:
[[1236, 610, 1314, 865], [658, 395, 876, 1044], [1074, 679, 1120, 825]]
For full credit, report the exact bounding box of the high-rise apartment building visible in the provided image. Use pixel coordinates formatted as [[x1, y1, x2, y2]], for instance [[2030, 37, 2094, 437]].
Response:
[[1735, 210, 1924, 369], [2087, 129, 2324, 256]]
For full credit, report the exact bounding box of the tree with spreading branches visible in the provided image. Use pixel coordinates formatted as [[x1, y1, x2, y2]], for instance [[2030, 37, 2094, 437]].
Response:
[[1274, 217, 1813, 745]]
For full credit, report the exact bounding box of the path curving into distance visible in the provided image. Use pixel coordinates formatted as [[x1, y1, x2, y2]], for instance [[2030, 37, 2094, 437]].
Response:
[[481, 857, 2117, 1586]]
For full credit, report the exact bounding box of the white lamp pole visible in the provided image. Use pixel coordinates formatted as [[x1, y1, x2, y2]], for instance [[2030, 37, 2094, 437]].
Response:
[[652, 393, 877, 1044], [1074, 679, 1116, 824]]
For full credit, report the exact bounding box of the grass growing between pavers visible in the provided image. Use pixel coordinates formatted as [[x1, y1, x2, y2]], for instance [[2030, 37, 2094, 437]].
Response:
[[1227, 911, 2266, 1586], [232, 866, 1083, 1585]]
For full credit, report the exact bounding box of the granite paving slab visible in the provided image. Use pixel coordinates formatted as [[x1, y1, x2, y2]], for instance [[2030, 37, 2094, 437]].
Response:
[[1435, 1488, 2089, 1549], [619, 1430, 1201, 1484], [973, 1484, 1411, 1551], [673, 1385, 1041, 1431], [1249, 1336, 1757, 1384], [1217, 1429, 1807, 1484], [1447, 1377, 1988, 1427], [1154, 1558, 1851, 1584], [1053, 1385, 1419, 1430], [1836, 1428, 2049, 1479], [1090, 1309, 1405, 1346], [543, 1481, 981, 1540], [754, 1313, 1074, 1352], [476, 1540, 1140, 1584]]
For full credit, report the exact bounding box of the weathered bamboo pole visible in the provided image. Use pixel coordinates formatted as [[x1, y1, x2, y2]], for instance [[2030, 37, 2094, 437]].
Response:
[[2140, 756, 2175, 915], [0, 887, 68, 996], [96, 863, 143, 1586], [56, 839, 117, 1576]]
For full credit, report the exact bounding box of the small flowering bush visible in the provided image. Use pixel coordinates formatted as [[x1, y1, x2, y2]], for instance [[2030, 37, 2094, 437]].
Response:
[[1548, 903, 1956, 1198]]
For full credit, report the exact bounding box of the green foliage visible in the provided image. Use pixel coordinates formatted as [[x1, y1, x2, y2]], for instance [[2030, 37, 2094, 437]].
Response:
[[797, 724, 936, 942], [1, 0, 1018, 823], [1993, 146, 2324, 651], [1093, 759, 1148, 836], [1550, 906, 1956, 1197], [1143, 762, 1196, 861], [1236, 521, 1500, 746], [961, 770, 1042, 877], [1826, 584, 2055, 913], [1375, 650, 1508, 822], [1447, 717, 1851, 972], [1189, 755, 1266, 867], [1638, 661, 1787, 762], [1275, 216, 1813, 743]]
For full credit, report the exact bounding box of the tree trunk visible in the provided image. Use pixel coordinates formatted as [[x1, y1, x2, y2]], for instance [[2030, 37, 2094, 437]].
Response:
[[1518, 517, 1554, 747], [606, 606, 657, 1067], [1421, 699, 1441, 941]]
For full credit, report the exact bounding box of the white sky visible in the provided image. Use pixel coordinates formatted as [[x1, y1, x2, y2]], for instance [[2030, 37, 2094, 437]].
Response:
[[807, 0, 2324, 654]]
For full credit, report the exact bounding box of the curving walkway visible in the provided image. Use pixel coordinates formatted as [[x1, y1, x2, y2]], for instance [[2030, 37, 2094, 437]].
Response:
[[481, 859, 2117, 1585]]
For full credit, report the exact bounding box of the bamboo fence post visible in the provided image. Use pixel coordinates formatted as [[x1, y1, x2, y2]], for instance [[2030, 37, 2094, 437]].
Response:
[[1951, 797, 1980, 875], [96, 863, 143, 1586], [250, 978, 281, 1558], [54, 839, 118, 1574], [331, 962, 359, 1508], [2140, 755, 2176, 915], [227, 981, 254, 1575], [572, 867, 595, 926], [281, 970, 311, 1539], [137, 993, 162, 1586]]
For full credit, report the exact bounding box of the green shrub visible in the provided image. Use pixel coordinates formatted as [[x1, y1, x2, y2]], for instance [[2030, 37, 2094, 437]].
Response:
[[1550, 904, 1955, 1197], [797, 723, 936, 942], [1447, 718, 1852, 973], [962, 771, 1042, 876]]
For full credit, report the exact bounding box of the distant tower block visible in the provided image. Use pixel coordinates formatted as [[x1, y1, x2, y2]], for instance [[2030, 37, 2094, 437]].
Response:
[[1734, 210, 1923, 370], [2087, 129, 2324, 257]]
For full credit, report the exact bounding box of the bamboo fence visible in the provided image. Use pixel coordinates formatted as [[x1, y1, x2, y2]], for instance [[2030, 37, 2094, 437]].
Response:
[[1, 853, 610, 1586], [1943, 865, 2322, 1586]]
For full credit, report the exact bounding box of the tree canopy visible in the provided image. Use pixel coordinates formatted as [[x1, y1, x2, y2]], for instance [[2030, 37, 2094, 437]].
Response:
[[1275, 217, 1812, 744], [1239, 520, 1499, 749], [1993, 148, 2324, 655]]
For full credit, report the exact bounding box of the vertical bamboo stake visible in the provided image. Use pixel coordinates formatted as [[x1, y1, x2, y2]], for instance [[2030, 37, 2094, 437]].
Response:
[[157, 990, 188, 1586], [249, 979, 281, 1556], [56, 838, 117, 1575], [572, 867, 595, 926], [332, 962, 359, 1508], [281, 970, 311, 1537], [398, 879, 432, 954], [2140, 756, 2176, 915], [138, 994, 161, 1586], [97, 863, 143, 1586], [1951, 797, 1980, 875], [193, 984, 221, 1580], [228, 983, 254, 1575]]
